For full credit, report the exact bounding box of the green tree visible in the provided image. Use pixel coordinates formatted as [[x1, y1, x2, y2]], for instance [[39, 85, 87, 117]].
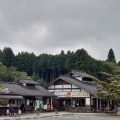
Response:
[[107, 48, 116, 63], [33, 54, 49, 82], [74, 49, 92, 73], [15, 52, 36, 76], [0, 50, 3, 62], [0, 62, 30, 82], [2, 47, 15, 67], [36, 79, 45, 86], [93, 77, 120, 114], [52, 51, 67, 80], [32, 72, 45, 86], [46, 55, 54, 82], [93, 62, 120, 114], [65, 51, 75, 71], [57, 50, 66, 75]]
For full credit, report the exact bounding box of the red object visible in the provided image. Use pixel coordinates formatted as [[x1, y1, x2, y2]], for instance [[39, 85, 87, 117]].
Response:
[[66, 92, 71, 97]]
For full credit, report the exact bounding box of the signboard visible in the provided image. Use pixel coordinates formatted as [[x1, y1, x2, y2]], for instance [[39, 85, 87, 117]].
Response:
[[54, 91, 90, 97], [86, 98, 90, 105], [71, 92, 90, 97], [27, 100, 30, 105]]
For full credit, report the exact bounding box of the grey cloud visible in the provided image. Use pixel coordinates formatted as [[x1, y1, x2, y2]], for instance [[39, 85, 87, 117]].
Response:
[[0, 0, 120, 61]]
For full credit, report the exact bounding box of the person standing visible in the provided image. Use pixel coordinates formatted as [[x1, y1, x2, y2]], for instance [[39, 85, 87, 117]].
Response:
[[6, 103, 9, 116], [9, 103, 13, 117]]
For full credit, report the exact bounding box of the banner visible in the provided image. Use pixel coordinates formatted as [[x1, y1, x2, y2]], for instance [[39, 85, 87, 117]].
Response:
[[54, 91, 90, 97]]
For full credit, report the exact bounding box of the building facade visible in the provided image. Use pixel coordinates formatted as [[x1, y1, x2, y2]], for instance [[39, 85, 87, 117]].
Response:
[[46, 70, 111, 112], [0, 79, 55, 115]]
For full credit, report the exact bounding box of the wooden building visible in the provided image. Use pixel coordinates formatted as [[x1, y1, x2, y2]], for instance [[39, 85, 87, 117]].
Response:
[[46, 70, 111, 112], [0, 78, 55, 115]]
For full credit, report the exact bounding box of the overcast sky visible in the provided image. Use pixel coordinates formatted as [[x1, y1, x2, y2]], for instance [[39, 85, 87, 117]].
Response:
[[0, 0, 120, 61]]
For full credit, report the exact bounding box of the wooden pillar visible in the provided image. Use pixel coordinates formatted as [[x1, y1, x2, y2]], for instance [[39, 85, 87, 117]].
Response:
[[71, 97, 72, 112], [65, 98, 66, 106], [51, 97, 53, 109], [107, 100, 109, 108], [78, 98, 80, 107], [99, 98, 102, 111], [96, 98, 98, 111]]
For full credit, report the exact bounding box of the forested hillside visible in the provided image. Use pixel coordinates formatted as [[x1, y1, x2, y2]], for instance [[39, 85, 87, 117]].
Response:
[[0, 47, 119, 84]]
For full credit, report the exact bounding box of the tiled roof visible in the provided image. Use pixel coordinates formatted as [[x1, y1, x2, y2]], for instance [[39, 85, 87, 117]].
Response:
[[46, 76, 98, 96], [0, 82, 55, 97], [60, 76, 97, 95], [67, 70, 91, 78]]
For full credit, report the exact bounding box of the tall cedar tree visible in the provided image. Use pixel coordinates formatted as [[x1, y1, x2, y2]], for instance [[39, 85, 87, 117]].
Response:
[[2, 47, 15, 67], [15, 52, 36, 76], [107, 48, 116, 63]]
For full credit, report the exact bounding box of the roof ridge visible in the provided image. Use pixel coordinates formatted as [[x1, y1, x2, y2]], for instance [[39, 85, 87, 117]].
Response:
[[71, 69, 86, 73], [1, 82, 15, 84]]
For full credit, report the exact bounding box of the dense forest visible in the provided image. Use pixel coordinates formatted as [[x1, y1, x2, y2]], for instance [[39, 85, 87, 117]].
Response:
[[0, 47, 119, 85]]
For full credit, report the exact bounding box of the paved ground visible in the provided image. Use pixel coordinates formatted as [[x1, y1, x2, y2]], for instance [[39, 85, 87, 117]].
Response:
[[0, 112, 119, 120]]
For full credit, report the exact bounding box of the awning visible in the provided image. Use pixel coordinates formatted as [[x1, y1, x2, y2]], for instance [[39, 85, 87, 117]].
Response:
[[0, 95, 23, 99]]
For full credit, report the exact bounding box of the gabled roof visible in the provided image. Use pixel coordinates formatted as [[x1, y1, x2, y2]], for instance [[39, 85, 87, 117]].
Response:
[[0, 82, 56, 97], [66, 70, 91, 78], [61, 76, 97, 95], [46, 76, 97, 96]]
